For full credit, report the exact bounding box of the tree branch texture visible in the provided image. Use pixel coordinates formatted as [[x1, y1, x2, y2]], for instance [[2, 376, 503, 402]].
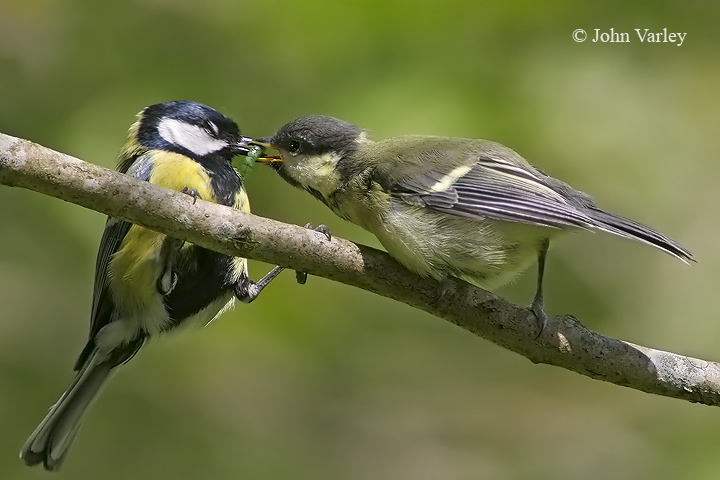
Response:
[[2, 132, 719, 407]]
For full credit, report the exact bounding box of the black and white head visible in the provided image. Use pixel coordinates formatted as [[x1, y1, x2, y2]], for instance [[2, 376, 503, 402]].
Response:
[[257, 115, 366, 198], [136, 101, 252, 160]]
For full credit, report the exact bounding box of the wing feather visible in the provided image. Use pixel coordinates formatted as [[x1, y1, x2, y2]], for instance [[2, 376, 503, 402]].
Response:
[[388, 152, 597, 230], [75, 152, 154, 370], [375, 142, 692, 262]]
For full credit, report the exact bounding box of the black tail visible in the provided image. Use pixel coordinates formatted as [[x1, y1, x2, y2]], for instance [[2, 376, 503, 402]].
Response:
[[20, 352, 113, 471], [585, 206, 694, 263], [21, 336, 144, 471]]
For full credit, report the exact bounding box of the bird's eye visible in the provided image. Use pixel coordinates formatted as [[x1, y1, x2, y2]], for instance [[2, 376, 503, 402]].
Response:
[[203, 122, 219, 137], [287, 140, 301, 154]]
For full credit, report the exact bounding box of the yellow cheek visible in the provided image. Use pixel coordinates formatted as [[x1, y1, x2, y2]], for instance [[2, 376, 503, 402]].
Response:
[[287, 152, 343, 198]]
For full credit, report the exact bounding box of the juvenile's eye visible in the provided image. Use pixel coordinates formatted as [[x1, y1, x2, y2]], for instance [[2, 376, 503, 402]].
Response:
[[287, 140, 301, 154]]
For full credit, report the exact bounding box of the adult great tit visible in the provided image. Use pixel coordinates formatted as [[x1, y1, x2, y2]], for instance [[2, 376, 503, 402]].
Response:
[[254, 115, 694, 331], [21, 101, 280, 470]]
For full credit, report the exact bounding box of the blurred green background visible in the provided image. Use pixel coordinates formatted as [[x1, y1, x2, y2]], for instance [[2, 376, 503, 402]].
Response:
[[2, 0, 719, 478]]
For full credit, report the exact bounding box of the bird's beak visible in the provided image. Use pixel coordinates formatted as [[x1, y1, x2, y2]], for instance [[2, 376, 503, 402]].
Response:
[[250, 137, 283, 166], [229, 136, 255, 156]]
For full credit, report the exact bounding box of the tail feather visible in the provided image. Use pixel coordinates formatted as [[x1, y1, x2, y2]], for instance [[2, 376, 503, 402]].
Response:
[[20, 352, 112, 471], [585, 207, 694, 263]]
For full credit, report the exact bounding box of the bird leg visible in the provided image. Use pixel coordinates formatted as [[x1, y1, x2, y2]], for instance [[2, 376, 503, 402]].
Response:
[[295, 223, 332, 285], [181, 186, 202, 204], [429, 279, 450, 305], [157, 186, 203, 294], [235, 267, 284, 303], [531, 238, 550, 339], [235, 223, 332, 302], [157, 237, 183, 295]]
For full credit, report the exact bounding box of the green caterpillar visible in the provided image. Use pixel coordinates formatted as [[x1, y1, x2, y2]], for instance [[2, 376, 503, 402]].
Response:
[[237, 144, 263, 176]]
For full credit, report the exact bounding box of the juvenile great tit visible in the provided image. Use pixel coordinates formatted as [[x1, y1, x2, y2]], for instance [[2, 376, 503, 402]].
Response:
[[254, 115, 694, 331], [20, 100, 281, 470]]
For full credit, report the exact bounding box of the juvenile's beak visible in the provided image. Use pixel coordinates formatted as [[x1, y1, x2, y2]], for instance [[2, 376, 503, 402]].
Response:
[[250, 137, 283, 165]]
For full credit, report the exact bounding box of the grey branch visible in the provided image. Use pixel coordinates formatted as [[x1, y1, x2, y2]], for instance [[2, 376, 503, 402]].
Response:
[[1, 132, 718, 407]]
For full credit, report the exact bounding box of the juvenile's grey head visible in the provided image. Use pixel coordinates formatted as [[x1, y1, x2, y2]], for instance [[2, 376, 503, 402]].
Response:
[[269, 115, 364, 159], [264, 115, 366, 199]]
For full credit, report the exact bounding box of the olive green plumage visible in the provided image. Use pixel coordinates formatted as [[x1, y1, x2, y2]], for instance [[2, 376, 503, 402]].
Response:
[[258, 115, 693, 326]]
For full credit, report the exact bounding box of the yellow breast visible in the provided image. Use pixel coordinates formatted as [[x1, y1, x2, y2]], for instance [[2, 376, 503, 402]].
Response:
[[108, 151, 220, 317], [149, 151, 216, 202]]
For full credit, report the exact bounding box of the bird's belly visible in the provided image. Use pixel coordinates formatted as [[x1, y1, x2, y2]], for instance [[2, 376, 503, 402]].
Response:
[[105, 225, 175, 342], [182, 291, 237, 330], [371, 203, 561, 290]]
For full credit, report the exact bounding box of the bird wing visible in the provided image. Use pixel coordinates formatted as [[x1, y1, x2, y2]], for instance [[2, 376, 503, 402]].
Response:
[[377, 148, 598, 230], [75, 153, 153, 370], [369, 139, 693, 262]]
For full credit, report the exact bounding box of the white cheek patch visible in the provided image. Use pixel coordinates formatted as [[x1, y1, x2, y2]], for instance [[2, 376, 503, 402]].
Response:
[[157, 118, 228, 156]]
